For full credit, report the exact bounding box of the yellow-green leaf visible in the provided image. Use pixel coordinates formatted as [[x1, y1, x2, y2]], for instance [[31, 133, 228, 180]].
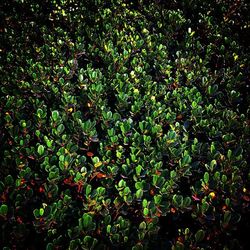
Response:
[[94, 162, 102, 168]]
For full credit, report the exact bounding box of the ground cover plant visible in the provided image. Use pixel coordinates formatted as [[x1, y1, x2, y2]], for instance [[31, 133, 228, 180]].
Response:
[[1, 0, 250, 249]]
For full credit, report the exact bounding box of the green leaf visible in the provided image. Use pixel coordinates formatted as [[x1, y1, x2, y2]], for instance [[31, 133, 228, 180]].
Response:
[[79, 74, 84, 82], [59, 78, 64, 84], [123, 187, 131, 195], [204, 172, 209, 184], [106, 225, 111, 234], [125, 194, 133, 203], [175, 241, 184, 250], [85, 184, 92, 196], [118, 179, 126, 188], [208, 84, 218, 95], [143, 208, 149, 216], [183, 197, 191, 207], [139, 221, 147, 230], [92, 156, 100, 164], [225, 198, 230, 207], [210, 142, 216, 154], [168, 130, 176, 140], [191, 101, 197, 108], [0, 204, 8, 216], [96, 187, 105, 196], [201, 200, 209, 213], [69, 239, 80, 250], [83, 213, 92, 229], [136, 165, 142, 176], [37, 145, 45, 156], [33, 208, 40, 218], [152, 175, 159, 186], [222, 174, 227, 183], [37, 108, 44, 118], [170, 170, 176, 179], [227, 149, 232, 160], [181, 154, 191, 166], [83, 235, 92, 244], [119, 218, 126, 229], [39, 208, 44, 216], [210, 160, 217, 170], [46, 243, 53, 250], [223, 211, 231, 225], [154, 195, 162, 205], [195, 229, 205, 242], [46, 139, 53, 148], [173, 194, 183, 207], [139, 122, 144, 132], [135, 182, 143, 190], [57, 124, 65, 134], [5, 175, 14, 186], [52, 110, 59, 121], [132, 243, 143, 250], [136, 189, 143, 199]]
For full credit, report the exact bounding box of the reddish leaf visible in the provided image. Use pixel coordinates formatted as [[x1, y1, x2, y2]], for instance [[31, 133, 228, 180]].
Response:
[[192, 194, 200, 201], [150, 189, 155, 196], [242, 195, 250, 202], [155, 170, 161, 176], [0, 193, 7, 202], [145, 217, 153, 223], [20, 178, 26, 185], [16, 216, 23, 224], [63, 176, 73, 185], [155, 211, 161, 217], [176, 114, 183, 120], [77, 184, 83, 193], [87, 152, 94, 157], [96, 172, 107, 179], [28, 155, 35, 160], [170, 207, 176, 214]]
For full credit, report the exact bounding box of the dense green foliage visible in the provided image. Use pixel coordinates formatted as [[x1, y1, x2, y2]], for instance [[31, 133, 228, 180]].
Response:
[[1, 0, 250, 249]]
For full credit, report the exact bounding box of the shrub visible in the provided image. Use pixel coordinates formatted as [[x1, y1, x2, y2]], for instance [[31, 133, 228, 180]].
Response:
[[1, 0, 249, 249]]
